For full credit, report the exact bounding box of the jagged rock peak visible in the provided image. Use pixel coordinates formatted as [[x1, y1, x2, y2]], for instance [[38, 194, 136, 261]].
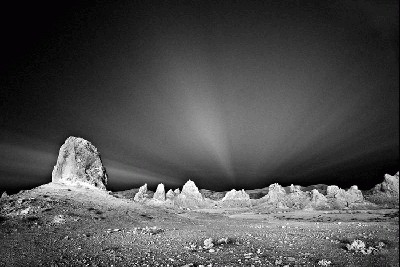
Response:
[[153, 183, 166, 201], [181, 180, 202, 199], [166, 189, 175, 200], [134, 184, 148, 202], [51, 136, 108, 190], [222, 189, 250, 201]]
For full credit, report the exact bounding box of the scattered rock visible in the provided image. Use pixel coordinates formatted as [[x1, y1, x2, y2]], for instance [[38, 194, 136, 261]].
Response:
[[52, 215, 66, 224], [52, 136, 108, 190], [317, 259, 332, 266], [203, 238, 214, 249]]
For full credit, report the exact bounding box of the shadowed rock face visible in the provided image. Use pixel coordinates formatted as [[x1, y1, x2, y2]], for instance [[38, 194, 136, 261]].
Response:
[[52, 137, 108, 190], [373, 172, 399, 197], [365, 172, 399, 207]]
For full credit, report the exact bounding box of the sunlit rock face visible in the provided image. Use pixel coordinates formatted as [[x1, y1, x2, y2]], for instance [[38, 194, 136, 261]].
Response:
[[174, 180, 205, 208], [305, 189, 329, 209], [153, 183, 166, 201], [52, 137, 108, 190], [326, 185, 367, 208], [285, 185, 310, 209], [166, 189, 175, 200], [261, 183, 287, 208], [219, 189, 251, 207], [134, 184, 148, 202], [346, 185, 364, 203], [365, 172, 399, 207]]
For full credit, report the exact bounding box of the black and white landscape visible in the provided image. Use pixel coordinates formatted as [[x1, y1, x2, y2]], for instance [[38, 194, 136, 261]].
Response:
[[0, 1, 398, 266], [0, 137, 398, 266]]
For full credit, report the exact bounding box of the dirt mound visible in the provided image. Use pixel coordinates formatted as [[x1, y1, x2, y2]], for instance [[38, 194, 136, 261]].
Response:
[[52, 136, 108, 190]]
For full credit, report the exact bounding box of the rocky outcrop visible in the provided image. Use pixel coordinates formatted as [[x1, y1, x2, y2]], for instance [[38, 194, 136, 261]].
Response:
[[304, 189, 329, 209], [285, 184, 310, 209], [174, 180, 205, 208], [166, 189, 175, 200], [52, 136, 108, 190], [219, 189, 251, 207], [365, 172, 399, 207], [326, 185, 367, 208], [134, 184, 148, 202], [261, 183, 287, 208], [153, 183, 166, 201], [372, 172, 399, 197]]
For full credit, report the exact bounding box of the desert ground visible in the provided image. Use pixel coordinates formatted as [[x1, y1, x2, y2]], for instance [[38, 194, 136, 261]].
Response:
[[0, 183, 398, 267]]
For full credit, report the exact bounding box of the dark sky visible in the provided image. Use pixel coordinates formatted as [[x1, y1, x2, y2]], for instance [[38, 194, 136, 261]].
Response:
[[1, 0, 398, 192]]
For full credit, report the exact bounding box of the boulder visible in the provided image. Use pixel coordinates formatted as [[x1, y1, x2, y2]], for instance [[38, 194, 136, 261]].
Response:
[[153, 183, 166, 201], [174, 188, 181, 195], [219, 189, 251, 207], [134, 184, 148, 202], [52, 136, 107, 189]]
